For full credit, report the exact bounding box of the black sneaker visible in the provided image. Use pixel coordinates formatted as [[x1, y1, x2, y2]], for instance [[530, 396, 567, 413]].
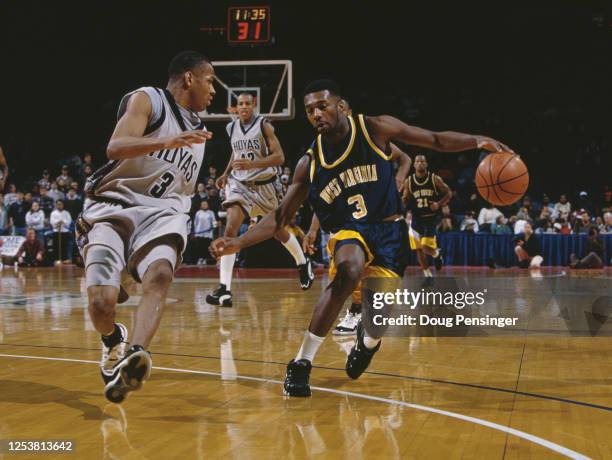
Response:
[[104, 345, 152, 404], [345, 320, 380, 380], [433, 251, 444, 271], [298, 257, 315, 290], [421, 276, 434, 288], [206, 284, 232, 307], [283, 359, 312, 397]]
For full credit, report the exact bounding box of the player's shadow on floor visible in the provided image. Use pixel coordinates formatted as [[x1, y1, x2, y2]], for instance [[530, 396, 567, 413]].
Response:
[[0, 379, 105, 420]]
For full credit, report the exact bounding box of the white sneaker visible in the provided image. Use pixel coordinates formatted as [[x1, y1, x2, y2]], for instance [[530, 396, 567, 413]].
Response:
[[100, 323, 129, 384], [333, 311, 361, 336]]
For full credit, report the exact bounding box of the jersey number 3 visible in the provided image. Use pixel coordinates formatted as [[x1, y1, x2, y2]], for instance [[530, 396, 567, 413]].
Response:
[[150, 172, 175, 198], [347, 194, 368, 219]]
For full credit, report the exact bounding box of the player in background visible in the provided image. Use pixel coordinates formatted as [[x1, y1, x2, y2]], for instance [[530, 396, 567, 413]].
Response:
[[207, 93, 313, 307], [403, 154, 451, 287]]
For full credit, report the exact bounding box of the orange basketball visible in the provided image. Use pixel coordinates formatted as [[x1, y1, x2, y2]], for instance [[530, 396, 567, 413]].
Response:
[[475, 152, 529, 206]]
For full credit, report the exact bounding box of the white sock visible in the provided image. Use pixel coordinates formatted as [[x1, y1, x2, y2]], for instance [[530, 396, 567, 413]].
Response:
[[295, 330, 325, 362], [282, 232, 307, 266], [363, 329, 381, 350], [220, 254, 236, 290], [423, 268, 432, 277]]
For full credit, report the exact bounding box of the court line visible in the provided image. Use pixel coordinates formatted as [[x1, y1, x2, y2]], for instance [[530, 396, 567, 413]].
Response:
[[2, 342, 610, 413], [0, 352, 590, 459]]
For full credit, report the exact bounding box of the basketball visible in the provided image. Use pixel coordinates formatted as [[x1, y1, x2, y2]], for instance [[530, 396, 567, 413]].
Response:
[[475, 152, 529, 206]]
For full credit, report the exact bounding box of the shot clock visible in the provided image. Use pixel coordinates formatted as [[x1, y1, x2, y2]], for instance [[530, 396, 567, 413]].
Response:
[[228, 6, 271, 44]]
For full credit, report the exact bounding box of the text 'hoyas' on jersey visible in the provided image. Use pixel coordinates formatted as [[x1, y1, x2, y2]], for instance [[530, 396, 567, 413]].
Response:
[[147, 147, 198, 183]]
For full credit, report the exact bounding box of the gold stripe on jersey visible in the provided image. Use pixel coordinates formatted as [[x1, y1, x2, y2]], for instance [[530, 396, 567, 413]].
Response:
[[413, 172, 430, 186], [307, 148, 315, 182], [316, 115, 356, 169], [358, 114, 392, 161]]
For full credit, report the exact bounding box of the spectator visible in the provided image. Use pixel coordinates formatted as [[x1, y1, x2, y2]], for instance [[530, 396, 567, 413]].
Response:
[[38, 170, 51, 190], [460, 211, 479, 233], [575, 191, 593, 215], [536, 204, 553, 229], [192, 200, 217, 264], [574, 210, 591, 234], [541, 194, 554, 216], [206, 181, 221, 213], [513, 207, 530, 234], [25, 201, 46, 240], [39, 187, 55, 217], [437, 205, 457, 232], [69, 181, 82, 197], [79, 153, 95, 181], [514, 222, 542, 268], [83, 164, 94, 180], [205, 166, 217, 184], [492, 215, 512, 234], [535, 218, 555, 234], [569, 227, 604, 269], [554, 194, 571, 220], [57, 178, 68, 193], [50, 200, 73, 263], [4, 183, 18, 207], [0, 193, 7, 235], [478, 203, 503, 233], [31, 183, 41, 202], [64, 188, 83, 224], [47, 181, 65, 202], [520, 196, 535, 219], [16, 228, 45, 267], [56, 165, 73, 186], [602, 212, 612, 234], [190, 183, 208, 216], [8, 192, 29, 236]]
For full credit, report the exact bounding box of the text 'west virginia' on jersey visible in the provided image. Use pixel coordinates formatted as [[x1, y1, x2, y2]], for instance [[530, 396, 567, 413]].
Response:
[[85, 87, 207, 213], [307, 114, 402, 233]]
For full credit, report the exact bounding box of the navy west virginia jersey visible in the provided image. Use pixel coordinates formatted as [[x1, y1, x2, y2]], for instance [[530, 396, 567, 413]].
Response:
[[307, 114, 402, 233], [407, 172, 440, 220]]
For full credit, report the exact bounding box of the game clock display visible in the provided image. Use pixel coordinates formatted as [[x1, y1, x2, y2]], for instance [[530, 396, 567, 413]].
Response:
[[227, 6, 270, 43]]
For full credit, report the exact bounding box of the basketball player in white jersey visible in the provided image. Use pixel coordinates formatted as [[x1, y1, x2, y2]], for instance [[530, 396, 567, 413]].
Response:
[[78, 51, 215, 403], [206, 93, 313, 306]]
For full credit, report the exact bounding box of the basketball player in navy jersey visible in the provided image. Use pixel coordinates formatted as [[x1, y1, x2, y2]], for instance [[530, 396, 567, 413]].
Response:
[[404, 154, 451, 287], [211, 80, 511, 396], [302, 98, 412, 335], [207, 93, 313, 307]]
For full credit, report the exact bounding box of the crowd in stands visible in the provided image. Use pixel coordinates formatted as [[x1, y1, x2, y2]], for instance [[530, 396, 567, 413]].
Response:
[[0, 149, 610, 268]]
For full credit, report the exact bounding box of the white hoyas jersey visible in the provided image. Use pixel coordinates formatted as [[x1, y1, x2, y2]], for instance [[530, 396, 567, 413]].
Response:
[[227, 115, 277, 182], [86, 87, 206, 213]]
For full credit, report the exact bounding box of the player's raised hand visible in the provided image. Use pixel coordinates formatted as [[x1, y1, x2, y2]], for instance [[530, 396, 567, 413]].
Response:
[[302, 231, 318, 255], [476, 136, 513, 154], [210, 237, 241, 258], [167, 130, 213, 149], [215, 174, 228, 189]]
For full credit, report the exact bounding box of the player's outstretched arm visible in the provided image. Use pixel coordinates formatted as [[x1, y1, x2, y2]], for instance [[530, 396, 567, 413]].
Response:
[[211, 155, 311, 257], [367, 115, 512, 154], [107, 92, 212, 160], [231, 121, 285, 172], [390, 143, 411, 192]]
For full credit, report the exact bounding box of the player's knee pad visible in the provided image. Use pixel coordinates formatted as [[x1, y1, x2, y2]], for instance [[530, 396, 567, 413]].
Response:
[[85, 244, 124, 288]]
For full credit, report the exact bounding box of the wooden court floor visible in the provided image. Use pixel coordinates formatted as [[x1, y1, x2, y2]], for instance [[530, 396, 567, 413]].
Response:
[[0, 266, 611, 459]]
